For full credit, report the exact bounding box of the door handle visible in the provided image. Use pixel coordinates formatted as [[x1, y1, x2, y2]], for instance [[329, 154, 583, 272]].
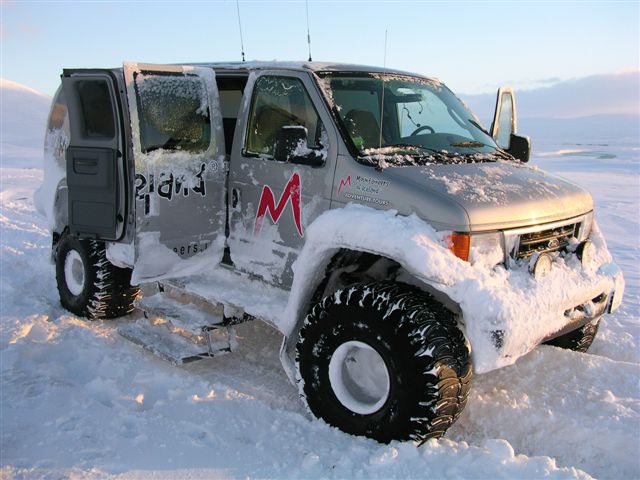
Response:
[[74, 157, 98, 174], [232, 188, 240, 209]]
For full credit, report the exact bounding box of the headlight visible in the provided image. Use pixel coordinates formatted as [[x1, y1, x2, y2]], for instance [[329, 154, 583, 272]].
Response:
[[469, 232, 505, 267], [577, 211, 594, 241], [447, 232, 505, 267]]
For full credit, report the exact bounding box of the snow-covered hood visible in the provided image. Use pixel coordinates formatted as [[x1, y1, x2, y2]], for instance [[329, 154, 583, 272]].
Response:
[[385, 161, 593, 231]]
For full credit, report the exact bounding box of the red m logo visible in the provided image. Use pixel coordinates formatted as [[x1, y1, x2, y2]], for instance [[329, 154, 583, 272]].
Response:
[[337, 175, 351, 195], [254, 172, 303, 237]]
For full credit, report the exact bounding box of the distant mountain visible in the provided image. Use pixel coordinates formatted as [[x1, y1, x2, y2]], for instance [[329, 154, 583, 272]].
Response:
[[1, 78, 51, 167], [517, 114, 640, 144], [460, 71, 639, 144], [1, 73, 638, 170], [461, 71, 639, 120]]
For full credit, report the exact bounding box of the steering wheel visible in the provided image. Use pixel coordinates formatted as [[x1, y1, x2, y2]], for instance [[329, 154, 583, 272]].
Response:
[[410, 125, 435, 136]]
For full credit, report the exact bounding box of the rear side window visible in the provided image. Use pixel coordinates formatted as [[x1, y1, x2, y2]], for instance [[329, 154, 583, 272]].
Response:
[[134, 73, 211, 153], [245, 76, 323, 158], [76, 80, 115, 139]]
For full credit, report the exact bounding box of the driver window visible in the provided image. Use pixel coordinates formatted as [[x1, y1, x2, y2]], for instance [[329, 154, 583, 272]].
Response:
[[245, 76, 323, 159]]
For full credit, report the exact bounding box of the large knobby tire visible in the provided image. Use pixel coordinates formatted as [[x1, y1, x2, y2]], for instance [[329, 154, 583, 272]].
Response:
[[544, 320, 600, 353], [55, 235, 139, 319], [296, 282, 472, 443]]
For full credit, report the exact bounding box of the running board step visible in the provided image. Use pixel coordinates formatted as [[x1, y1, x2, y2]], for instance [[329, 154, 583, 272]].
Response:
[[118, 319, 234, 365], [135, 292, 224, 336], [119, 283, 244, 365]]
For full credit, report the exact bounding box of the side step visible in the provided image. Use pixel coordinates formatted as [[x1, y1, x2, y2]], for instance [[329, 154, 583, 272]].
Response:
[[118, 284, 237, 365], [119, 321, 233, 365]]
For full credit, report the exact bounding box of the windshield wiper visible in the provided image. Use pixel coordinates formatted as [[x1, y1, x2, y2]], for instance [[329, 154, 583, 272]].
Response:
[[468, 118, 490, 135], [379, 144, 441, 154]]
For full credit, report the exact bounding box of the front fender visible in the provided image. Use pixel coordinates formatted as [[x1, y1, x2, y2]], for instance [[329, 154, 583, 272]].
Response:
[[279, 204, 468, 383], [279, 204, 623, 384]]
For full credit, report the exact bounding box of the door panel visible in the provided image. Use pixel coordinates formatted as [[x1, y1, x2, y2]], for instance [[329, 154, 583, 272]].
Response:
[[227, 71, 337, 287], [62, 71, 123, 240], [124, 63, 226, 282], [490, 86, 517, 149], [67, 147, 117, 233]]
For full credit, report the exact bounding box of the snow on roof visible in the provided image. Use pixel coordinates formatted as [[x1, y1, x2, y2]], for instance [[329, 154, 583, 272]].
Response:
[[189, 60, 435, 79]]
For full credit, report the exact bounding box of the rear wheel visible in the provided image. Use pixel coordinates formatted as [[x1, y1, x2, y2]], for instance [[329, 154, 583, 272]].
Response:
[[55, 235, 138, 319], [296, 282, 472, 443], [544, 320, 600, 353]]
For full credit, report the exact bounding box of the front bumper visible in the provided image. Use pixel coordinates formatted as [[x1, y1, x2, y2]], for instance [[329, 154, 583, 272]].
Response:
[[540, 263, 621, 343], [448, 224, 624, 374]]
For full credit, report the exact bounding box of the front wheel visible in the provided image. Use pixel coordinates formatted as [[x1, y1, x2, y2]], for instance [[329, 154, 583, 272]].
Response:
[[55, 235, 139, 319], [296, 282, 472, 443]]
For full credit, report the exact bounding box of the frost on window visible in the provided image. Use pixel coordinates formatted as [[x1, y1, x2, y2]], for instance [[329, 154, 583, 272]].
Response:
[[246, 77, 324, 158], [135, 73, 211, 153]]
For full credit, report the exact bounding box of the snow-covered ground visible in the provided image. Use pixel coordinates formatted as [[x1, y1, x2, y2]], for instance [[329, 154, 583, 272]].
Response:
[[1, 82, 639, 479]]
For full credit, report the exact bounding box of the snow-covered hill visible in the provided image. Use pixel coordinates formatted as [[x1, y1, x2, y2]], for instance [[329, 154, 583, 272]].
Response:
[[462, 70, 640, 120], [0, 78, 51, 168], [1, 79, 639, 479]]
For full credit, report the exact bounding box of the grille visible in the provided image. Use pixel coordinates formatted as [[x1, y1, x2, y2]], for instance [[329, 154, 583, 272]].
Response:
[[515, 222, 578, 259]]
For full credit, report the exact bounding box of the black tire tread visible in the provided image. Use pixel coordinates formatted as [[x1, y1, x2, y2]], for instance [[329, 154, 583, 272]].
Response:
[[56, 236, 139, 319], [296, 281, 472, 443]]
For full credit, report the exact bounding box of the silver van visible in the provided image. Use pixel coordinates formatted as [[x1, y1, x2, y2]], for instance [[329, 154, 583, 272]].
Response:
[[38, 61, 624, 443]]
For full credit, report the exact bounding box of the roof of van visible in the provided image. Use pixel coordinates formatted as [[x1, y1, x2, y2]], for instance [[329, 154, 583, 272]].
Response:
[[190, 61, 435, 79]]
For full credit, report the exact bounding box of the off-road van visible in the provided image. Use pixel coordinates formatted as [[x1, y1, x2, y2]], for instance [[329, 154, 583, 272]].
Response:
[[37, 61, 624, 443]]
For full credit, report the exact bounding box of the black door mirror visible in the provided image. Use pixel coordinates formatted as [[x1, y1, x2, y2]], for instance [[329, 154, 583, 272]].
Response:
[[508, 133, 531, 162], [274, 125, 325, 167], [490, 87, 531, 162]]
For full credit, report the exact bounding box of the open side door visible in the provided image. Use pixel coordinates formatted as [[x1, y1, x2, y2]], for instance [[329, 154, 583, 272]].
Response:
[[62, 70, 126, 240], [123, 63, 226, 282], [490, 86, 516, 149], [490, 86, 531, 162]]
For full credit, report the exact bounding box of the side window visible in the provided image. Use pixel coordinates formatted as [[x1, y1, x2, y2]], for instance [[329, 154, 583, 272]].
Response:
[[245, 76, 323, 158], [134, 73, 211, 153], [76, 80, 116, 139]]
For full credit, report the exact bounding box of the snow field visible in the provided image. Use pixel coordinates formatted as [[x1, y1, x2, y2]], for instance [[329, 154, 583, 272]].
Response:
[[2, 141, 638, 478], [1, 74, 638, 480]]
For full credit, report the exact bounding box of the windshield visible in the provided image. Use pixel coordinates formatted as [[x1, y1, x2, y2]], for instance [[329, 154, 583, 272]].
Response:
[[319, 73, 505, 166]]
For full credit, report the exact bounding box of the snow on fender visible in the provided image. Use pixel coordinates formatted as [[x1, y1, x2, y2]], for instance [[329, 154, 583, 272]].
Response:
[[280, 203, 624, 380]]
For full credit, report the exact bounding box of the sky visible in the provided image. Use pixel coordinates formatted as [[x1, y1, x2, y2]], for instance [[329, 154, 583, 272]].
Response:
[[1, 0, 638, 97]]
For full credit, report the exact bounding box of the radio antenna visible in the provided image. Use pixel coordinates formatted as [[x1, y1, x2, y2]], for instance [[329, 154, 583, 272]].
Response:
[[306, 0, 312, 61], [236, 0, 246, 62], [378, 29, 388, 149]]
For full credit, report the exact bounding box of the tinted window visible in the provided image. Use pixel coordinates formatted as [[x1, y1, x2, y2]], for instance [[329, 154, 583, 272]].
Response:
[[76, 80, 115, 138], [246, 76, 323, 158], [134, 73, 211, 153]]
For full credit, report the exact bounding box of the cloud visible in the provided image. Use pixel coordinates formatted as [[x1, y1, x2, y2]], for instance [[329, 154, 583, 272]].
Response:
[[18, 22, 41, 38], [462, 71, 640, 119]]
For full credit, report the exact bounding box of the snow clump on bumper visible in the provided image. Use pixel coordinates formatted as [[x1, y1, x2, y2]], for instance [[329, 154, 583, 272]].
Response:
[[283, 204, 624, 374]]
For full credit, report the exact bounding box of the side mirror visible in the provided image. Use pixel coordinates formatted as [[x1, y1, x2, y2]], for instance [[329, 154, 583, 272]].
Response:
[[508, 133, 531, 163], [490, 87, 517, 150], [274, 125, 325, 167]]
